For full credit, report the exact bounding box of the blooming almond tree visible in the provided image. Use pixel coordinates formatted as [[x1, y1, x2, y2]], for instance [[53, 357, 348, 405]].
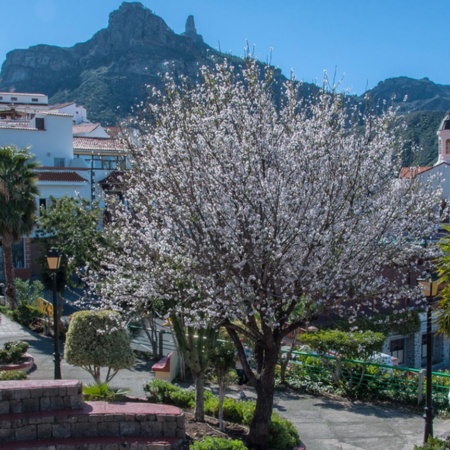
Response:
[[90, 59, 440, 449]]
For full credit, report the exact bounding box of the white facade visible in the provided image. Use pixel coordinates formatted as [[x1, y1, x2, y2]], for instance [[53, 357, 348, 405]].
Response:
[[436, 112, 450, 165], [0, 112, 73, 167], [0, 92, 48, 112], [49, 102, 87, 125], [0, 91, 129, 281]]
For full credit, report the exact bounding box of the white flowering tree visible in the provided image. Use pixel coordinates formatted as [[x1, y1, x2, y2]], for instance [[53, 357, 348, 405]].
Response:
[[89, 59, 439, 449]]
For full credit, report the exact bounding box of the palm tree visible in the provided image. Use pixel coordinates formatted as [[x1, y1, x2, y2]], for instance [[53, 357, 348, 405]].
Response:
[[0, 146, 40, 309]]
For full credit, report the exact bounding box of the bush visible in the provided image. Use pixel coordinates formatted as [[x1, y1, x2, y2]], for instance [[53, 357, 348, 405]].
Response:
[[144, 379, 195, 408], [11, 304, 43, 328], [0, 370, 27, 380], [144, 380, 299, 450], [65, 310, 135, 383], [269, 413, 300, 450], [82, 382, 129, 401], [0, 341, 29, 364], [190, 437, 248, 450], [414, 435, 450, 449]]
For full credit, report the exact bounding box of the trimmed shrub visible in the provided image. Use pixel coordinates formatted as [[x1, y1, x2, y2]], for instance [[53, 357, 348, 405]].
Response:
[[269, 413, 300, 450], [144, 379, 197, 408], [65, 310, 135, 383], [190, 437, 248, 450], [0, 370, 27, 380], [0, 341, 29, 364], [11, 304, 43, 328]]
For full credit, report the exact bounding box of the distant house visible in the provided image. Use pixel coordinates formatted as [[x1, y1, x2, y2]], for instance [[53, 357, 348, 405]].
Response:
[[396, 110, 450, 370], [0, 91, 127, 281]]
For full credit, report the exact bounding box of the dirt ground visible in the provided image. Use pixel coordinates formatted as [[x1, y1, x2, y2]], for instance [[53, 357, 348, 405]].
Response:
[[182, 410, 249, 448]]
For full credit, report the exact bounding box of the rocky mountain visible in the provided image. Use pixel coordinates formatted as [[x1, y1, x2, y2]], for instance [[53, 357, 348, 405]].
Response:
[[0, 2, 294, 125], [0, 2, 228, 123], [0, 2, 449, 165]]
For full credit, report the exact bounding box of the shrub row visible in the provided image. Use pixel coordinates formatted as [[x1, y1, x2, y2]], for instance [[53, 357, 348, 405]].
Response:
[[0, 341, 29, 364], [144, 379, 299, 450]]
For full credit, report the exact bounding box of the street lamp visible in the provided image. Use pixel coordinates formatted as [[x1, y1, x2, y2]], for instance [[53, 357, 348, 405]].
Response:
[[418, 277, 440, 444], [46, 247, 62, 380]]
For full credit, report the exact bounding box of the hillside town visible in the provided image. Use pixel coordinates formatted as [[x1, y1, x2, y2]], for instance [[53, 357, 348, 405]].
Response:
[[2, 3, 450, 450]]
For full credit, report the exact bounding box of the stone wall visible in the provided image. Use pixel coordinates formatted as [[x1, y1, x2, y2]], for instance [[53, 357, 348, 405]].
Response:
[[0, 380, 185, 449]]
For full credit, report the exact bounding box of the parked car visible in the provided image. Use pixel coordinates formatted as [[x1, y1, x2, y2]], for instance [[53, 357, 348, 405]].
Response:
[[368, 352, 399, 367]]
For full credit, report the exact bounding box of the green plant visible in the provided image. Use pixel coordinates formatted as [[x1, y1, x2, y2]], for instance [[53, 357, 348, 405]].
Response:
[[65, 310, 135, 383], [82, 382, 129, 401], [144, 379, 197, 408], [11, 304, 43, 328], [15, 279, 45, 306], [268, 412, 300, 450], [0, 341, 29, 364], [144, 380, 299, 450], [190, 437, 248, 450], [414, 435, 450, 449], [0, 370, 27, 380]]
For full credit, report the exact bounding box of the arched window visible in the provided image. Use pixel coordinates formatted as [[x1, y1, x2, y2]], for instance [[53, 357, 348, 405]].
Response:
[[446, 139, 450, 154]]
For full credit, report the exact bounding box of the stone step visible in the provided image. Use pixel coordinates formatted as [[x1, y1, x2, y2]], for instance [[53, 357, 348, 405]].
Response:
[[0, 401, 185, 443], [0, 379, 83, 413]]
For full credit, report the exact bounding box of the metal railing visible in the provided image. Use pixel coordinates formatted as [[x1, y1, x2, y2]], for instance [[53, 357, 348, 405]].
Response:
[[282, 350, 450, 409]]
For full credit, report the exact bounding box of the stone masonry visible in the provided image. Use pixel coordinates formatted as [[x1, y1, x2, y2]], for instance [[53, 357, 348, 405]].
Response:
[[0, 380, 185, 450]]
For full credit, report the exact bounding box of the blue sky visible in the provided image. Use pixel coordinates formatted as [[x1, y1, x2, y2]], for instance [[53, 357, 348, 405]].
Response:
[[0, 0, 447, 95]]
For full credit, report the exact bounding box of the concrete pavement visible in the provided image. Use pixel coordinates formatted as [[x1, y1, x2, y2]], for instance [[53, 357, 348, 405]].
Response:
[[1, 313, 449, 450]]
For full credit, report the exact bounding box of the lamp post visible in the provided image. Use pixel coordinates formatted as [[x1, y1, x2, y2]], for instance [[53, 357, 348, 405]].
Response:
[[46, 247, 62, 380], [418, 278, 439, 444]]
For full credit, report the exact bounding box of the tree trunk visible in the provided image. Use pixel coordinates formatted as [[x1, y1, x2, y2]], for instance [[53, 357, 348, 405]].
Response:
[[280, 328, 299, 384], [218, 379, 226, 431], [141, 316, 158, 357], [2, 233, 17, 309], [248, 347, 279, 450], [193, 371, 205, 422]]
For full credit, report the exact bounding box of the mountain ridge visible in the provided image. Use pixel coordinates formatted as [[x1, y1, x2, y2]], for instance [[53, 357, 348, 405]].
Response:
[[0, 2, 449, 165]]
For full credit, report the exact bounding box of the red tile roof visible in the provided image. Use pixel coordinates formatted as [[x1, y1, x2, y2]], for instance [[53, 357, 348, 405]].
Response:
[[73, 137, 127, 154], [73, 123, 100, 134], [399, 166, 431, 179], [37, 171, 88, 182]]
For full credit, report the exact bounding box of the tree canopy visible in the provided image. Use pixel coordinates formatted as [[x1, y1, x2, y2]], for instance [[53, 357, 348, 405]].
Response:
[[0, 145, 39, 308], [87, 59, 440, 449], [65, 310, 135, 383]]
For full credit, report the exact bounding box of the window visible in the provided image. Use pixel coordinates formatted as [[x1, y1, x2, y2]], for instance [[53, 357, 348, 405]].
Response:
[[445, 139, 450, 154], [35, 118, 45, 130], [0, 239, 25, 274], [11, 97, 17, 101], [31, 98, 39, 102], [390, 339, 404, 364], [39, 198, 47, 215], [54, 158, 65, 167], [85, 155, 126, 170]]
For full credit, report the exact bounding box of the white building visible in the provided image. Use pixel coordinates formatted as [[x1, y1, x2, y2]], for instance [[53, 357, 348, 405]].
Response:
[[0, 92, 127, 281]]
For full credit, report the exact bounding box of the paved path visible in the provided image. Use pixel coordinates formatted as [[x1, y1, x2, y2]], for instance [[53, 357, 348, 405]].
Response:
[[1, 313, 449, 450]]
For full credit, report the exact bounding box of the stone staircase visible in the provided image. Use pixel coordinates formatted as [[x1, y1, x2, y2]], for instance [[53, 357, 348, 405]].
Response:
[[0, 380, 185, 449]]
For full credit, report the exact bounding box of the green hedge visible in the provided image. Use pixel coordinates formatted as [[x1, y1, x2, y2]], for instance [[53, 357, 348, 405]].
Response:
[[0, 341, 29, 364], [190, 437, 248, 450], [0, 370, 27, 380], [144, 380, 299, 450]]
